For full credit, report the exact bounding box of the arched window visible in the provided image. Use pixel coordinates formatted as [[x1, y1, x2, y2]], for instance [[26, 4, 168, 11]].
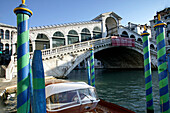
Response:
[[5, 30, 9, 39], [67, 30, 79, 44], [93, 27, 101, 31], [35, 34, 50, 50], [53, 31, 64, 37], [105, 17, 118, 36], [150, 44, 155, 50], [121, 31, 129, 38], [5, 44, 9, 54], [93, 27, 102, 39], [81, 28, 91, 42], [137, 38, 142, 43], [0, 29, 4, 39], [53, 31, 65, 47], [130, 35, 135, 39], [37, 33, 49, 40]]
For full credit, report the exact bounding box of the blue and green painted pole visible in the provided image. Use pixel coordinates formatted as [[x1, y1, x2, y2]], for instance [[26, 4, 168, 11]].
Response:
[[90, 45, 95, 87], [14, 0, 33, 112], [154, 14, 169, 113], [141, 26, 154, 113], [167, 54, 170, 77], [32, 50, 46, 113], [87, 60, 91, 85], [29, 59, 33, 112]]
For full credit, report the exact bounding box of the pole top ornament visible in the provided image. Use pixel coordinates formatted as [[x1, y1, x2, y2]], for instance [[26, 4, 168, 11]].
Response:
[[144, 25, 146, 31], [158, 14, 161, 21], [141, 25, 150, 36], [22, 0, 25, 4], [14, 0, 33, 17], [153, 14, 166, 28]]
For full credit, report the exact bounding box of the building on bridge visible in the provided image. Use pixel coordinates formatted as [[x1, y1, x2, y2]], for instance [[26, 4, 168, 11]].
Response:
[[127, 22, 151, 39]]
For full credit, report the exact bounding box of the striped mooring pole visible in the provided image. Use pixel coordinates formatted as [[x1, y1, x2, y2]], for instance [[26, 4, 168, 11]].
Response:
[[32, 50, 46, 113], [154, 14, 170, 113], [14, 0, 33, 112], [87, 60, 91, 85], [90, 45, 95, 87], [141, 26, 154, 113], [29, 59, 34, 112], [167, 54, 170, 77]]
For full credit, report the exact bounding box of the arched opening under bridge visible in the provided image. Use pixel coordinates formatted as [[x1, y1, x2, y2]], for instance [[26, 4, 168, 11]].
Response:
[[94, 47, 155, 69]]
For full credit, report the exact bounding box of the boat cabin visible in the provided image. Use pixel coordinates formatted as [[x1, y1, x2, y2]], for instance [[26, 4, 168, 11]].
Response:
[[45, 82, 99, 113]]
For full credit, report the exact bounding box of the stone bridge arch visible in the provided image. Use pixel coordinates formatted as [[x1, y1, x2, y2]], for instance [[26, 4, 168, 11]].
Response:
[[6, 37, 157, 79], [43, 41, 157, 77]]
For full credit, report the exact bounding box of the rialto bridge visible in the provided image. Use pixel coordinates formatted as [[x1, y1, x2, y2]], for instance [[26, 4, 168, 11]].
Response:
[[0, 11, 159, 79]]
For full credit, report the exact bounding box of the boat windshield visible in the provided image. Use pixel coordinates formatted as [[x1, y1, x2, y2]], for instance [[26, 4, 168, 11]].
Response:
[[46, 90, 80, 110], [78, 88, 97, 103]]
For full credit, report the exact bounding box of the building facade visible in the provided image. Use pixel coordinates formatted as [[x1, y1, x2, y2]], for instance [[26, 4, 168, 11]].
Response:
[[150, 7, 170, 47]]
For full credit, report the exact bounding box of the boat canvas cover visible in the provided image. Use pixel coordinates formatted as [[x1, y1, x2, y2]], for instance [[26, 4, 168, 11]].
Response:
[[45, 82, 93, 98]]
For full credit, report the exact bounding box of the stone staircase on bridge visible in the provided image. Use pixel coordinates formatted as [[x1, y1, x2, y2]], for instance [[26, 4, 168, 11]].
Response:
[[5, 37, 157, 80]]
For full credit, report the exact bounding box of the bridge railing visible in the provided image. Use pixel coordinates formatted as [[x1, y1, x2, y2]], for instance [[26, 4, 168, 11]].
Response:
[[41, 37, 111, 58], [134, 41, 157, 55]]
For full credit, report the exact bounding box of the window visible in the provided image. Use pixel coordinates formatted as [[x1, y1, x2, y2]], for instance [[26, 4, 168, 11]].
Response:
[[5, 30, 9, 39], [81, 28, 91, 42], [93, 27, 101, 31], [121, 31, 129, 38], [37, 34, 48, 40], [93, 27, 102, 39], [0, 43, 3, 52], [53, 31, 64, 37], [68, 30, 79, 44], [11, 31, 14, 41], [0, 29, 4, 39], [130, 35, 135, 39], [52, 38, 65, 47], [68, 30, 78, 35], [46, 90, 80, 111], [78, 88, 97, 104]]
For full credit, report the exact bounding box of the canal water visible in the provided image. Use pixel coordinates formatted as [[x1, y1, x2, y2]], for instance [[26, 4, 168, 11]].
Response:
[[67, 69, 162, 113]]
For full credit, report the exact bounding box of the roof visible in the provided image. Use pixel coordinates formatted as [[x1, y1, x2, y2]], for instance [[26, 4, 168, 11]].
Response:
[[0, 23, 17, 29], [45, 82, 94, 98], [30, 20, 100, 30], [92, 12, 122, 21]]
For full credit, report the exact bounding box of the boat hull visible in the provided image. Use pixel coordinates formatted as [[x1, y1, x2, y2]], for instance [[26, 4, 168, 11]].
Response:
[[47, 102, 98, 113], [94, 99, 135, 113]]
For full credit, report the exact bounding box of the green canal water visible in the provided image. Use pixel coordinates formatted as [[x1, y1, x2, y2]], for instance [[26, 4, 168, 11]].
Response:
[[1, 69, 169, 113], [67, 69, 162, 113]]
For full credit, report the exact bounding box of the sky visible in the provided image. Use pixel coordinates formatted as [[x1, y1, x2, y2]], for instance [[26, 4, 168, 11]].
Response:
[[0, 0, 169, 27]]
